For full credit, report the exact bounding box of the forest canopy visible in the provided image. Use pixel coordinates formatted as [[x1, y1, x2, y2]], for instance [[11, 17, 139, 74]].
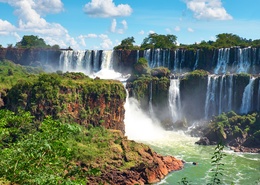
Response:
[[114, 33, 260, 50]]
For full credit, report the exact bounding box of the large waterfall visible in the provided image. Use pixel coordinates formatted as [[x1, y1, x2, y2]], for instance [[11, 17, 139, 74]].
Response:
[[204, 75, 235, 119], [240, 77, 255, 114], [139, 47, 260, 74], [58, 48, 260, 185], [168, 79, 181, 122]]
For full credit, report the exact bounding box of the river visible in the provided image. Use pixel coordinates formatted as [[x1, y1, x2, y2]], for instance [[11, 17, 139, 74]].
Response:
[[125, 96, 260, 185]]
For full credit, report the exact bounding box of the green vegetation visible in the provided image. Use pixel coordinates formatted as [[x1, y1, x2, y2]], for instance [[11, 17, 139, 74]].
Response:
[[0, 109, 163, 184], [133, 57, 151, 75], [114, 33, 260, 51], [208, 143, 226, 185], [206, 111, 260, 147], [141, 33, 177, 49], [0, 60, 43, 90], [15, 35, 60, 49], [113, 36, 139, 50]]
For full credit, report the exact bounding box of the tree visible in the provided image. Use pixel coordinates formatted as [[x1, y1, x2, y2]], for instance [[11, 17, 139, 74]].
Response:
[[114, 36, 136, 50], [141, 33, 177, 49], [16, 35, 50, 49], [214, 33, 244, 47], [51, 44, 60, 50]]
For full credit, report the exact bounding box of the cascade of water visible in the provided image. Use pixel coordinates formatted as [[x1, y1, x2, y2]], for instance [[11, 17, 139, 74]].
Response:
[[149, 81, 155, 116], [193, 49, 200, 70], [236, 47, 251, 73], [93, 50, 101, 72], [101, 50, 113, 70], [180, 50, 185, 73], [60, 50, 73, 71], [162, 50, 166, 67], [136, 50, 140, 62], [218, 75, 225, 115], [228, 75, 234, 111], [168, 79, 181, 122], [144, 49, 151, 66], [240, 77, 255, 114], [214, 48, 230, 74], [84, 50, 92, 75], [74, 51, 86, 71], [167, 49, 171, 69], [252, 48, 257, 74], [204, 75, 218, 119], [173, 49, 179, 72], [258, 80, 260, 111]]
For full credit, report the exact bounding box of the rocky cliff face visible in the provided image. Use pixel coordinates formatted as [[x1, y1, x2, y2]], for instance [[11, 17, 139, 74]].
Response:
[[5, 73, 126, 133], [0, 48, 60, 71], [86, 130, 184, 185], [126, 75, 171, 123]]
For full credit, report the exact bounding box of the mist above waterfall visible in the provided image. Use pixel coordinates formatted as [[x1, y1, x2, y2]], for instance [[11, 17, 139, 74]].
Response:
[[124, 97, 165, 141]]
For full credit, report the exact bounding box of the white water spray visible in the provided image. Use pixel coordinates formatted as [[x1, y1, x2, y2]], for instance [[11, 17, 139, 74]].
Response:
[[240, 77, 255, 114], [168, 79, 181, 122]]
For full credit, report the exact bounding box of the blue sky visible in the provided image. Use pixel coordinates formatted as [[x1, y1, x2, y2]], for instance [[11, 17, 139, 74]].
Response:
[[0, 0, 260, 50]]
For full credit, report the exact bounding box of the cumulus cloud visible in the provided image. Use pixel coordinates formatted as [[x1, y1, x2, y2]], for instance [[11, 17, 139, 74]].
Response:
[[110, 19, 127, 34], [84, 0, 133, 18], [188, 27, 194, 32], [0, 19, 15, 35], [99, 34, 113, 49], [0, 0, 79, 49], [185, 0, 233, 20], [110, 19, 117, 33], [33, 0, 64, 15]]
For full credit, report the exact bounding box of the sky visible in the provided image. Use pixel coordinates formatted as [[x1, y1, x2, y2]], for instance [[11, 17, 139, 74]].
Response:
[[0, 0, 260, 50]]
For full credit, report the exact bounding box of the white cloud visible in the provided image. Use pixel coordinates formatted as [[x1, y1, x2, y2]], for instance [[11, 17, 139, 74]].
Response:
[[0, 19, 15, 35], [149, 30, 155, 34], [121, 20, 127, 29], [99, 34, 113, 49], [188, 27, 194, 32], [84, 0, 133, 18], [110, 19, 127, 34], [110, 19, 117, 33], [185, 0, 233, 20], [33, 0, 63, 15], [0, 0, 79, 49], [138, 30, 145, 35], [174, 26, 181, 32]]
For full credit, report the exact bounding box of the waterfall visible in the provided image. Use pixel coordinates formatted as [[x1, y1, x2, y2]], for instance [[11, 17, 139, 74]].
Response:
[[124, 85, 164, 141], [205, 75, 218, 119], [93, 50, 101, 72], [173, 49, 179, 72], [101, 50, 113, 70], [204, 75, 235, 119], [193, 49, 199, 70], [228, 75, 233, 111], [214, 48, 230, 74], [168, 79, 181, 122], [240, 77, 255, 114], [84, 50, 92, 75], [258, 80, 260, 111], [136, 50, 139, 62], [236, 47, 251, 73], [149, 81, 154, 116], [218, 75, 224, 115]]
